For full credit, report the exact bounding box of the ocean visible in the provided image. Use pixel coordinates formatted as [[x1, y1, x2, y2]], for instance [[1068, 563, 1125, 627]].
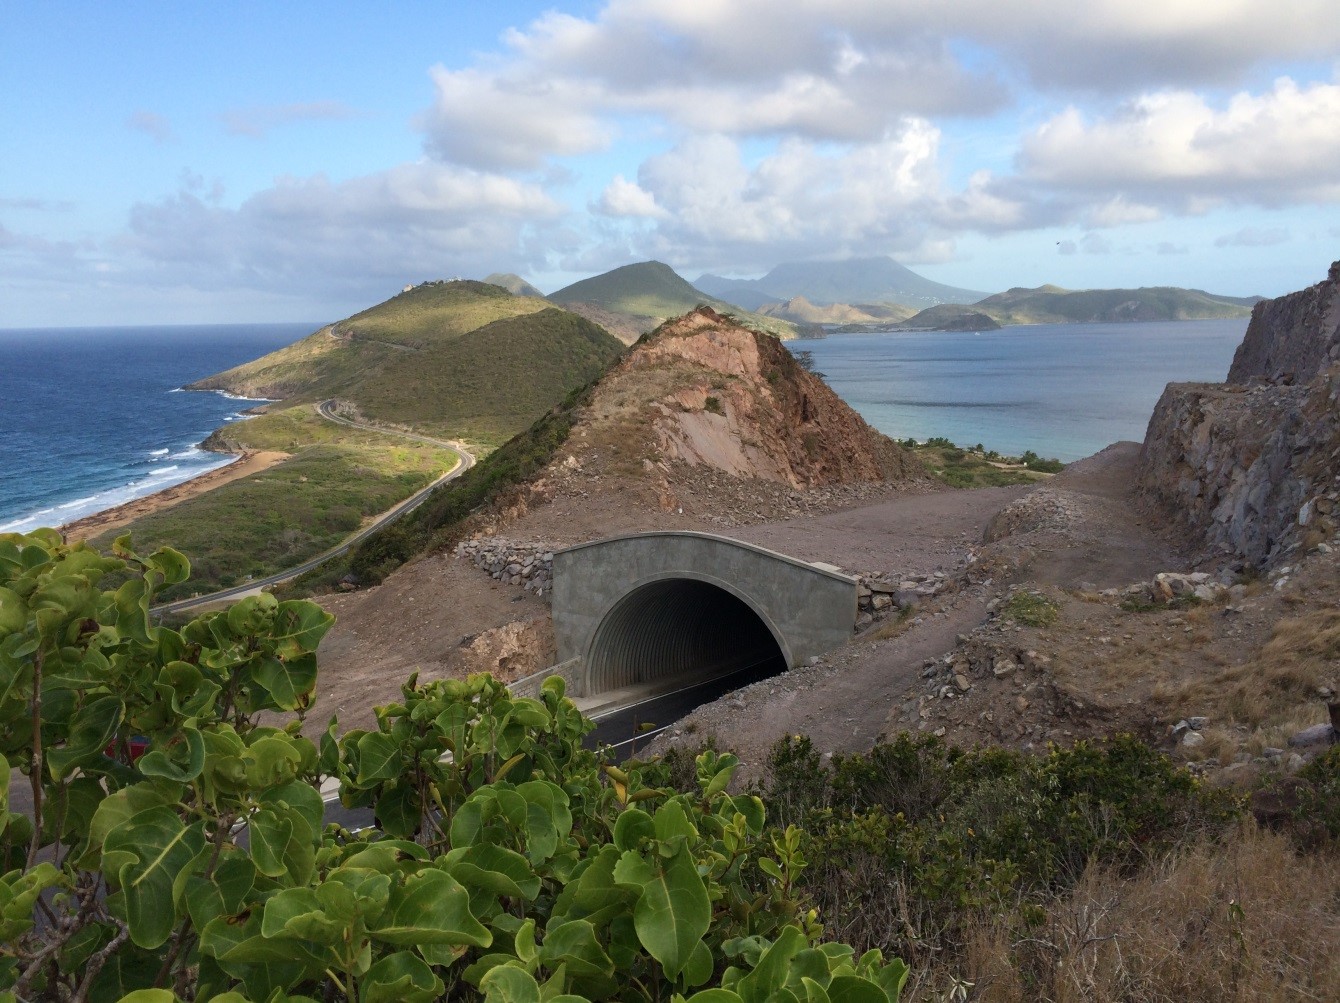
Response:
[[788, 318, 1248, 462], [0, 323, 315, 534]]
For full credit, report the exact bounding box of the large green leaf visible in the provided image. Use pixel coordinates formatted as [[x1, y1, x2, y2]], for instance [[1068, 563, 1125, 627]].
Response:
[[46, 694, 124, 779], [537, 919, 615, 979], [138, 725, 206, 783], [826, 976, 892, 1003], [614, 845, 710, 980], [272, 600, 335, 658], [103, 806, 207, 948], [479, 965, 542, 1003], [355, 731, 402, 785], [370, 869, 491, 947], [448, 841, 541, 900], [362, 950, 443, 1003], [248, 809, 294, 878]]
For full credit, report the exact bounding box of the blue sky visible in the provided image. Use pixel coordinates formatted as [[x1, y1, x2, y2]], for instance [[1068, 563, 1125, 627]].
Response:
[[3, 1, 1338, 326]]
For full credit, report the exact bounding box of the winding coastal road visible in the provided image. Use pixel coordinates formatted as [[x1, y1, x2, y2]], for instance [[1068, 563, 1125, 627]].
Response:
[[152, 400, 473, 615]]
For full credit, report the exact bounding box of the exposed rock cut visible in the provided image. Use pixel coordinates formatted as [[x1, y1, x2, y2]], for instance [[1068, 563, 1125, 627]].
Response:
[[1228, 260, 1340, 385], [1139, 262, 1340, 568], [624, 307, 913, 488]]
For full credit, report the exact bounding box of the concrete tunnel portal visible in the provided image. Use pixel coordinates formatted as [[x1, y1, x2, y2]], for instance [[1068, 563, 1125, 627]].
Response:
[[550, 531, 858, 698]]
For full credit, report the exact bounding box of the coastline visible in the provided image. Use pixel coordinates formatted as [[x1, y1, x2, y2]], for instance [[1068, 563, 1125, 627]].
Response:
[[58, 449, 289, 543]]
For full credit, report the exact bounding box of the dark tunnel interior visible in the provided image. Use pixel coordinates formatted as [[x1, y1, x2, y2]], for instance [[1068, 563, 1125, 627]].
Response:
[[585, 578, 788, 694]]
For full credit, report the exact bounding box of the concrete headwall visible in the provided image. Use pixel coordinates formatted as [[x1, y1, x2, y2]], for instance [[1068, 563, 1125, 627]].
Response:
[[552, 531, 857, 695]]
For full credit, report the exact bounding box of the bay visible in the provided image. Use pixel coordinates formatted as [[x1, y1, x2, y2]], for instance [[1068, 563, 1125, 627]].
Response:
[[0, 323, 314, 534], [788, 318, 1248, 462]]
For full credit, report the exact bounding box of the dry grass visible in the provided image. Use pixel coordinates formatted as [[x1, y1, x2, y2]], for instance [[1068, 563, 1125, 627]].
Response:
[[1161, 608, 1339, 732], [935, 825, 1340, 1002]]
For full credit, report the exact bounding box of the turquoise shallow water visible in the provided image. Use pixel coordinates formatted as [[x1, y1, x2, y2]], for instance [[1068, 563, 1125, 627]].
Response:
[[787, 318, 1248, 462]]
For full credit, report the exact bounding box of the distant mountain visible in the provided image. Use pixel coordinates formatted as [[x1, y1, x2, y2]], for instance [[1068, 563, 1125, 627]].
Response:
[[976, 285, 1255, 325], [695, 256, 988, 309], [548, 260, 801, 340], [756, 295, 916, 326], [191, 280, 623, 445], [484, 272, 546, 298], [689, 277, 782, 311]]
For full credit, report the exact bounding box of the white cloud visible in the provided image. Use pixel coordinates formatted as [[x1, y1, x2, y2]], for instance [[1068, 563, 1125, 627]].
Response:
[[220, 101, 359, 138], [593, 122, 946, 271], [1083, 196, 1163, 228], [1020, 78, 1340, 207], [421, 66, 611, 169], [1215, 226, 1291, 247], [119, 162, 562, 300], [596, 176, 668, 219]]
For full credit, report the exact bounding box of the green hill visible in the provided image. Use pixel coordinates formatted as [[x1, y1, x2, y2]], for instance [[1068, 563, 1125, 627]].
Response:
[[894, 304, 1002, 331], [190, 281, 623, 445], [548, 260, 802, 340], [975, 285, 1254, 325]]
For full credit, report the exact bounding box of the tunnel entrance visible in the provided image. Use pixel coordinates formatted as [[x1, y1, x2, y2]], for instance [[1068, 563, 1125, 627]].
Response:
[[585, 577, 789, 695]]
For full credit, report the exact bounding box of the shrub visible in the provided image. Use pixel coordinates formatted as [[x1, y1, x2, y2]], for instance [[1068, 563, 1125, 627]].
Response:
[[0, 530, 910, 1002], [999, 590, 1060, 627]]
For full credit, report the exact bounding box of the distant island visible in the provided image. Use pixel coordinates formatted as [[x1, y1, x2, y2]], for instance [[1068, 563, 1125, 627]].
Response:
[[481, 256, 1260, 337]]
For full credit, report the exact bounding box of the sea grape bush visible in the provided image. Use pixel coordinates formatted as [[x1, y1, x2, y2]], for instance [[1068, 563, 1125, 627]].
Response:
[[0, 529, 908, 1003]]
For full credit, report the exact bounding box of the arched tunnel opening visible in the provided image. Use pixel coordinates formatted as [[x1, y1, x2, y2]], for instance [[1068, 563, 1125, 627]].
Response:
[[583, 578, 789, 755]]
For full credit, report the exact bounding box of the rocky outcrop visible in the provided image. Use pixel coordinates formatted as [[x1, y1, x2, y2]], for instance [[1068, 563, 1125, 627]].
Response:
[[631, 307, 914, 488], [1139, 263, 1340, 567], [1228, 261, 1340, 385]]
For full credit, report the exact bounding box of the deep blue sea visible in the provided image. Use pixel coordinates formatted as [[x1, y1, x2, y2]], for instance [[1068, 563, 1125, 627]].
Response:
[[0, 324, 315, 534], [788, 318, 1248, 462]]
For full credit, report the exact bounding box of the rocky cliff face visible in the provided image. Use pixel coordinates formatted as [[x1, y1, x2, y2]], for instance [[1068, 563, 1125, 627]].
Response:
[[1228, 261, 1340, 385], [1139, 263, 1340, 567]]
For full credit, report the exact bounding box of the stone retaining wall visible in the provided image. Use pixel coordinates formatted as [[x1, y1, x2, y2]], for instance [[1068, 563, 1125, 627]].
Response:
[[455, 537, 556, 597]]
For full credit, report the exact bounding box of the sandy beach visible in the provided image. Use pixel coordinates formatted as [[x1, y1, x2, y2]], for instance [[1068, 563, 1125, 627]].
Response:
[[58, 449, 289, 542]]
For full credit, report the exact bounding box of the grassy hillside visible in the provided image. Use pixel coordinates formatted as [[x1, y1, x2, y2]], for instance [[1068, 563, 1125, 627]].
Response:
[[336, 279, 550, 347], [94, 404, 458, 599], [351, 308, 624, 444], [976, 285, 1254, 324], [189, 281, 623, 447], [549, 260, 801, 340]]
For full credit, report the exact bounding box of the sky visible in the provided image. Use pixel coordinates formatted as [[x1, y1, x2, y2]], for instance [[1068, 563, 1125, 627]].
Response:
[[3, 1, 1339, 327]]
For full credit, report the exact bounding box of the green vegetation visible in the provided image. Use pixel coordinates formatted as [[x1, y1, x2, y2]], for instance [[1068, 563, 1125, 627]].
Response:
[[973, 284, 1254, 325], [5, 532, 1336, 1000], [352, 307, 623, 445], [549, 261, 802, 341], [347, 382, 593, 585], [338, 279, 549, 348], [92, 404, 457, 599], [999, 589, 1060, 627], [190, 282, 622, 446], [0, 530, 908, 1002], [900, 437, 1062, 488]]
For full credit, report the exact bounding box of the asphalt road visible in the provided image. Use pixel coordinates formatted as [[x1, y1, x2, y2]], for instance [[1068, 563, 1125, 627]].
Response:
[[152, 400, 474, 615]]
